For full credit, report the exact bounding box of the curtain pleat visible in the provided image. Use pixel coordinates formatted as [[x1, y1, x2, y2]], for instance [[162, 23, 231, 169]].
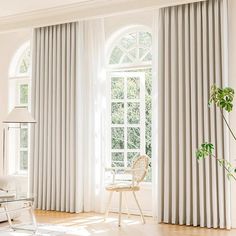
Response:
[[30, 22, 80, 213], [157, 0, 230, 228], [30, 19, 106, 213]]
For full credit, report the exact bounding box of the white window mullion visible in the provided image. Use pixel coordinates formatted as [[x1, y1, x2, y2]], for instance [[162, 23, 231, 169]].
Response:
[[140, 73, 146, 155], [108, 72, 112, 167], [111, 124, 140, 128], [124, 76, 128, 167]]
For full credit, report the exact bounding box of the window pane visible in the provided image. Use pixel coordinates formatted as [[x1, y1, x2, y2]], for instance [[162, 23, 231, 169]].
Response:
[[139, 48, 148, 59], [142, 52, 152, 62], [129, 48, 137, 60], [121, 55, 132, 64], [109, 47, 123, 64], [127, 102, 140, 124], [127, 152, 139, 167], [139, 32, 152, 47], [20, 84, 29, 104], [127, 127, 140, 149], [20, 59, 29, 74], [20, 127, 28, 148], [145, 69, 152, 159], [127, 77, 140, 99], [120, 32, 137, 50], [20, 151, 28, 171], [19, 48, 30, 74], [111, 77, 124, 99], [112, 128, 124, 149], [112, 102, 124, 124], [112, 152, 124, 167]]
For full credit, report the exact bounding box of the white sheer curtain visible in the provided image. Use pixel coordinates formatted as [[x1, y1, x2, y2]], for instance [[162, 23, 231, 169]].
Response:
[[77, 19, 107, 213]]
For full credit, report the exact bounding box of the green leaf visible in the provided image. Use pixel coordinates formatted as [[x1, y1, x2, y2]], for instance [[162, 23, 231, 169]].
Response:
[[209, 85, 235, 112], [196, 142, 214, 160]]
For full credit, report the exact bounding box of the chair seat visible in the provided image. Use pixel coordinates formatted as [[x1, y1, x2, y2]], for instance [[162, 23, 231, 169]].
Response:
[[106, 182, 140, 192]]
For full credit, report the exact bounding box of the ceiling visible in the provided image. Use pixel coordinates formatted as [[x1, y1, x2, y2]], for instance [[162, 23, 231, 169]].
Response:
[[0, 0, 94, 18], [0, 0, 203, 32]]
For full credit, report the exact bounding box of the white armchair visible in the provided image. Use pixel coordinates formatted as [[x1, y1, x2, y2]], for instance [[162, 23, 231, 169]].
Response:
[[105, 155, 150, 226]]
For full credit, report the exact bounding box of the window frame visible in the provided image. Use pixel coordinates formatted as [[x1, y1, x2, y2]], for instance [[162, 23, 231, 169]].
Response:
[[106, 26, 152, 70], [109, 71, 146, 168], [106, 27, 152, 183], [15, 79, 31, 175], [8, 42, 31, 176]]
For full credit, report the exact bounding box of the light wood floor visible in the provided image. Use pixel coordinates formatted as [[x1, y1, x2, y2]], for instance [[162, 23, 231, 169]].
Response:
[[32, 210, 236, 236], [1, 210, 236, 235]]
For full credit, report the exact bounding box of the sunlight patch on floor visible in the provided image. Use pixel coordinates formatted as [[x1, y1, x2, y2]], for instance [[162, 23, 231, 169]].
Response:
[[0, 213, 146, 236]]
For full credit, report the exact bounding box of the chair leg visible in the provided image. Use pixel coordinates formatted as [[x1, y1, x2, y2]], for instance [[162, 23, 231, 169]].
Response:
[[124, 193, 130, 218], [132, 191, 145, 224], [4, 205, 14, 230], [118, 192, 122, 227], [104, 191, 113, 220], [28, 201, 37, 234]]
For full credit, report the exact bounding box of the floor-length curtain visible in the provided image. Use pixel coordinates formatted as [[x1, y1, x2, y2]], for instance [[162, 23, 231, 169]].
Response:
[[77, 19, 107, 213], [156, 0, 230, 228], [30, 19, 106, 213], [30, 22, 80, 213]]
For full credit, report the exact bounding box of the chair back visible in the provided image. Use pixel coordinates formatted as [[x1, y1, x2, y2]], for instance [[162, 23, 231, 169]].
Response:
[[131, 155, 150, 183]]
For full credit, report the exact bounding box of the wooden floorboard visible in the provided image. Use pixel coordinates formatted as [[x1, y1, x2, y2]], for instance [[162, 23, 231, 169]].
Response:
[[32, 210, 236, 236]]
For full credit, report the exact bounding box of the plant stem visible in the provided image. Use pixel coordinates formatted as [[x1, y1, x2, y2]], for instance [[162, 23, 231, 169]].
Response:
[[211, 154, 236, 181], [220, 109, 236, 142]]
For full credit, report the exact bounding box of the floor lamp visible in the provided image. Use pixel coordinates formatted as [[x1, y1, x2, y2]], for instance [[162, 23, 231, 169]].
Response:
[[2, 106, 36, 175]]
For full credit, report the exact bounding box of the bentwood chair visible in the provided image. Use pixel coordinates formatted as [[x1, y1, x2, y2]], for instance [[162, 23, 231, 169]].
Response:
[[104, 155, 150, 226]]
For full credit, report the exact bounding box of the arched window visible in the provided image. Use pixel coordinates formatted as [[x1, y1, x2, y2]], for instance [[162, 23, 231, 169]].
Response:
[[107, 27, 152, 181], [8, 42, 31, 175], [109, 31, 152, 65]]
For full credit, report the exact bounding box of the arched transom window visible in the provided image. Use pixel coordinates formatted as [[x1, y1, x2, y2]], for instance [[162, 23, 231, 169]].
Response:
[[109, 31, 152, 65]]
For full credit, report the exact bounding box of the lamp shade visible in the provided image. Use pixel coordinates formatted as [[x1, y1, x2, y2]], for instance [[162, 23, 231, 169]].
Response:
[[3, 106, 36, 124]]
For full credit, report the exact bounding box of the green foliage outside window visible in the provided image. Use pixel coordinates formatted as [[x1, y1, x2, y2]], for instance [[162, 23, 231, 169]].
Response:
[[19, 47, 30, 75], [19, 84, 29, 172], [20, 84, 29, 104], [111, 68, 152, 181], [20, 151, 28, 170]]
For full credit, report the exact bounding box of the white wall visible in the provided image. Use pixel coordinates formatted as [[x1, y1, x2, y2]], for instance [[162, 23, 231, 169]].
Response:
[[0, 29, 31, 194], [228, 0, 236, 228], [0, 0, 203, 32]]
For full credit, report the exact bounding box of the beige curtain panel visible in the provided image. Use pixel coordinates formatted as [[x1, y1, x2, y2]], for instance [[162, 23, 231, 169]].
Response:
[[157, 0, 230, 229], [30, 22, 80, 213]]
